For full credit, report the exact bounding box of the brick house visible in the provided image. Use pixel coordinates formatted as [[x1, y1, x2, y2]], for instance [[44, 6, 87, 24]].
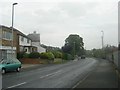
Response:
[[0, 25, 17, 60], [0, 25, 37, 60]]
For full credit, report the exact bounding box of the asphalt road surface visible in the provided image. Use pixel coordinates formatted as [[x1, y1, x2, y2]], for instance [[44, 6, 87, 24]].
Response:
[[76, 59, 119, 88], [2, 58, 99, 89]]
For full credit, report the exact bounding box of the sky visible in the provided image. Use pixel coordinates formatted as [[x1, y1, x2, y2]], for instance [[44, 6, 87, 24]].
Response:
[[0, 0, 119, 50]]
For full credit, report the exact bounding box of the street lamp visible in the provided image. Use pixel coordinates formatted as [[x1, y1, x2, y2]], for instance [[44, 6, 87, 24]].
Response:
[[11, 3, 18, 58], [101, 30, 104, 49]]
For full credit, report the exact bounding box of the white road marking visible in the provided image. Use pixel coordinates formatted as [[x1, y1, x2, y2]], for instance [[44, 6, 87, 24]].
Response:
[[40, 70, 62, 79], [7, 70, 62, 88], [7, 82, 27, 88]]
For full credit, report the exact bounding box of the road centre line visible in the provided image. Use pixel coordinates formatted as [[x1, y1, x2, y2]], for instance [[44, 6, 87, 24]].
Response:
[[40, 70, 62, 79], [7, 82, 27, 88]]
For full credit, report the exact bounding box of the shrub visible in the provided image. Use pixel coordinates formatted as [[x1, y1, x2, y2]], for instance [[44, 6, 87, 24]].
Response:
[[40, 52, 48, 59], [40, 52, 55, 60], [47, 52, 55, 60], [17, 52, 25, 59], [67, 54, 74, 60], [62, 53, 73, 60], [62, 53, 67, 60], [52, 51, 62, 58], [23, 53, 29, 58], [29, 52, 40, 58]]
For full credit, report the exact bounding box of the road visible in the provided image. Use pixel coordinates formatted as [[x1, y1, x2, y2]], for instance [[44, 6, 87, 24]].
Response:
[[2, 58, 98, 89], [76, 59, 119, 88]]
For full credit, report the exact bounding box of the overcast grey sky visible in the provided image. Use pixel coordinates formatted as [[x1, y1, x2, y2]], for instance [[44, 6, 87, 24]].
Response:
[[0, 0, 119, 50]]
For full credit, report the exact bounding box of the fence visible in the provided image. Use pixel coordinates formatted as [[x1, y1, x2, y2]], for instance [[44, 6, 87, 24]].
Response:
[[106, 51, 120, 71]]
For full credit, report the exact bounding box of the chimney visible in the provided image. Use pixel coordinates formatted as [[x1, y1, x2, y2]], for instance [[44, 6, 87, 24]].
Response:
[[33, 31, 36, 34]]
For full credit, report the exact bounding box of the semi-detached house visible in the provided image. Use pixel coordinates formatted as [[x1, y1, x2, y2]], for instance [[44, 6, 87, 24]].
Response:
[[0, 25, 17, 60], [0, 25, 38, 60], [14, 29, 37, 54]]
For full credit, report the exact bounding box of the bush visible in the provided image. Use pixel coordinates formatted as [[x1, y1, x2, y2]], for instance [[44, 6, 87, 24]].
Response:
[[23, 53, 29, 58], [40, 52, 55, 60], [17, 52, 25, 59], [67, 54, 74, 60], [40, 52, 48, 59], [62, 53, 67, 60], [29, 52, 40, 58], [52, 51, 62, 58], [62, 53, 73, 60], [47, 52, 55, 60]]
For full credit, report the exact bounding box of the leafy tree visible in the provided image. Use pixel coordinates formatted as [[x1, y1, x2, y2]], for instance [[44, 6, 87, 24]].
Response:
[[62, 34, 84, 58]]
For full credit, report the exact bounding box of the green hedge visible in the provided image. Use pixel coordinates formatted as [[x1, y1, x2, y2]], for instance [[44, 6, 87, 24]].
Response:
[[17, 52, 31, 59], [52, 51, 62, 58], [47, 52, 55, 60], [40, 52, 55, 60], [40, 52, 48, 59], [29, 52, 40, 58], [17, 51, 55, 60], [62, 53, 74, 60]]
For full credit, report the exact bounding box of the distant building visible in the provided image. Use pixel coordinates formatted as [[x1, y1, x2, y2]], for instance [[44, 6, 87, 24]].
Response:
[[27, 31, 46, 53]]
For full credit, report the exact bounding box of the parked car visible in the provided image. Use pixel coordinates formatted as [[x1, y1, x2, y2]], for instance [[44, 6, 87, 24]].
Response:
[[0, 58, 22, 74], [81, 55, 86, 59]]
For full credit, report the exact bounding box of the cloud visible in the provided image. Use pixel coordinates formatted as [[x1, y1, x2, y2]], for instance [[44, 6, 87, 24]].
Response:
[[0, 0, 118, 49]]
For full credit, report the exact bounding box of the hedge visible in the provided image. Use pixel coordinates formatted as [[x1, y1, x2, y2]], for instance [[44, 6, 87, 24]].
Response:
[[62, 53, 74, 60], [29, 52, 40, 58], [40, 52, 55, 60]]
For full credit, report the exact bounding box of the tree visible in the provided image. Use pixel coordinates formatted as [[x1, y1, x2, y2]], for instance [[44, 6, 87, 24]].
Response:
[[62, 34, 84, 58]]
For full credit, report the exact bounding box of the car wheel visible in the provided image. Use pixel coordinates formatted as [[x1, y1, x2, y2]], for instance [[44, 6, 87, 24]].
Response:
[[2, 68, 6, 74], [16, 67, 20, 72]]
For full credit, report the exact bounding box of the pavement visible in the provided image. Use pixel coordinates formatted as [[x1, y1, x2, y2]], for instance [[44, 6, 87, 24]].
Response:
[[21, 64, 40, 69], [75, 59, 119, 88], [21, 64, 53, 71]]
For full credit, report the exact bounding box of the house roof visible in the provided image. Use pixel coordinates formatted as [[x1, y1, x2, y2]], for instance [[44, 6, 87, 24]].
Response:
[[0, 25, 31, 40]]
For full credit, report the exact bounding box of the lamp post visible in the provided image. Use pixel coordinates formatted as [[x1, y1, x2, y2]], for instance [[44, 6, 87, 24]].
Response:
[[11, 3, 18, 58], [101, 30, 104, 49]]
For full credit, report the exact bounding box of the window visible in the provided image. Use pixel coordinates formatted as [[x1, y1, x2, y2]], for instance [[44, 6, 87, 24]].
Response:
[[21, 36, 24, 42], [2, 31, 12, 40], [27, 39, 29, 43], [20, 46, 24, 52]]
